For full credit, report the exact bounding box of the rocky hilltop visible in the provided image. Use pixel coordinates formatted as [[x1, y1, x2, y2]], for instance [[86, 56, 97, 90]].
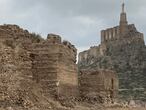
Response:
[[78, 24, 146, 101], [78, 3, 146, 101]]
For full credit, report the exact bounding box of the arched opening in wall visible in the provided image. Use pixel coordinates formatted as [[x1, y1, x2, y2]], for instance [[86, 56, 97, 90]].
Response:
[[103, 35, 106, 42], [110, 78, 114, 103], [111, 78, 114, 89], [105, 36, 108, 41], [109, 32, 112, 40]]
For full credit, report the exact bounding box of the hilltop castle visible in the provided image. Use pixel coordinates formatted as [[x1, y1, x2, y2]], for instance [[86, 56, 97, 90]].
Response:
[[100, 2, 144, 43], [78, 2, 145, 63], [78, 2, 146, 101]]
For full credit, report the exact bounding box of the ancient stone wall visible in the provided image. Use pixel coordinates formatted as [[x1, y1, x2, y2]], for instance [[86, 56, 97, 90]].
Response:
[[100, 24, 142, 43], [101, 26, 120, 43], [0, 25, 78, 108], [79, 69, 118, 103], [79, 24, 144, 68], [31, 34, 78, 99], [0, 24, 43, 45], [0, 40, 35, 107], [31, 43, 59, 97], [57, 44, 78, 99]]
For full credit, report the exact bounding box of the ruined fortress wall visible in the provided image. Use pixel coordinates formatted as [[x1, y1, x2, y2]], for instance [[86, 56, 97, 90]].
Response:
[[101, 26, 120, 43], [17, 46, 33, 82], [88, 46, 99, 56], [31, 40, 78, 99], [100, 24, 142, 43], [0, 24, 79, 106], [78, 22, 146, 100], [0, 42, 34, 106], [0, 24, 44, 47], [31, 43, 60, 97], [78, 51, 88, 63], [79, 69, 118, 101], [57, 45, 78, 98], [0, 29, 13, 41], [79, 24, 144, 67]]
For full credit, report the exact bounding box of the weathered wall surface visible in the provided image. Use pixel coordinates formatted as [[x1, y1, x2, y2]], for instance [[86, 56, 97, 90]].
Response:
[[30, 34, 78, 100], [0, 24, 78, 109], [79, 69, 118, 103], [100, 24, 144, 43], [57, 44, 78, 99], [24, 33, 79, 107], [0, 41, 37, 108], [31, 43, 59, 97]]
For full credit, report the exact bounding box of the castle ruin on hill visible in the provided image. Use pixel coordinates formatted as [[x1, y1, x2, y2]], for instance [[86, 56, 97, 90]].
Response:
[[100, 3, 144, 43], [0, 1, 146, 110], [78, 2, 146, 101]]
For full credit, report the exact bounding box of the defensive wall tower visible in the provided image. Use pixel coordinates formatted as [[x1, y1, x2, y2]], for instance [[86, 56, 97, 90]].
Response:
[[101, 2, 130, 43]]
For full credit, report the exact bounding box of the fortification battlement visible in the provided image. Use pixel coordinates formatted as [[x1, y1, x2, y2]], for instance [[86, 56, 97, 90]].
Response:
[[0, 24, 20, 30], [47, 34, 77, 53], [0, 24, 43, 44], [101, 26, 120, 43], [0, 25, 77, 60], [0, 24, 28, 34], [100, 2, 144, 44], [47, 34, 62, 44], [63, 40, 77, 53], [100, 24, 143, 43]]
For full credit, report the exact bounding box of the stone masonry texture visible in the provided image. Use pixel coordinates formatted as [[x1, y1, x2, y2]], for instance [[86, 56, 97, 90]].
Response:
[[0, 24, 78, 109]]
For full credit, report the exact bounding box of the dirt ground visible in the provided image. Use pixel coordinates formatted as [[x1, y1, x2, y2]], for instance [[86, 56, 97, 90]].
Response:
[[106, 107, 146, 110]]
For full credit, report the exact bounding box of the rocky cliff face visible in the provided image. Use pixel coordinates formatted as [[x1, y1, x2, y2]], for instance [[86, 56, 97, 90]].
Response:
[[78, 25, 146, 101]]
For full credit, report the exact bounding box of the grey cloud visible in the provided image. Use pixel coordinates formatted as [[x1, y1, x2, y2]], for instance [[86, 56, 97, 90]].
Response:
[[0, 0, 146, 52]]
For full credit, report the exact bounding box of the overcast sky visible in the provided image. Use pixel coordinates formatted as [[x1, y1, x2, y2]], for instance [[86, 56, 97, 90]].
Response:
[[0, 0, 146, 52]]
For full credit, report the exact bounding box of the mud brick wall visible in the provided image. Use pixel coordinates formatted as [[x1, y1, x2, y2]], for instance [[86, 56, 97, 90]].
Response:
[[57, 45, 78, 99], [31, 42, 78, 99], [31, 44, 59, 97], [79, 69, 118, 102]]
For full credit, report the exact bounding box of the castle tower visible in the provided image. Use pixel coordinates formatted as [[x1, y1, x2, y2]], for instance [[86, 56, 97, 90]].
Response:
[[119, 1, 128, 34]]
